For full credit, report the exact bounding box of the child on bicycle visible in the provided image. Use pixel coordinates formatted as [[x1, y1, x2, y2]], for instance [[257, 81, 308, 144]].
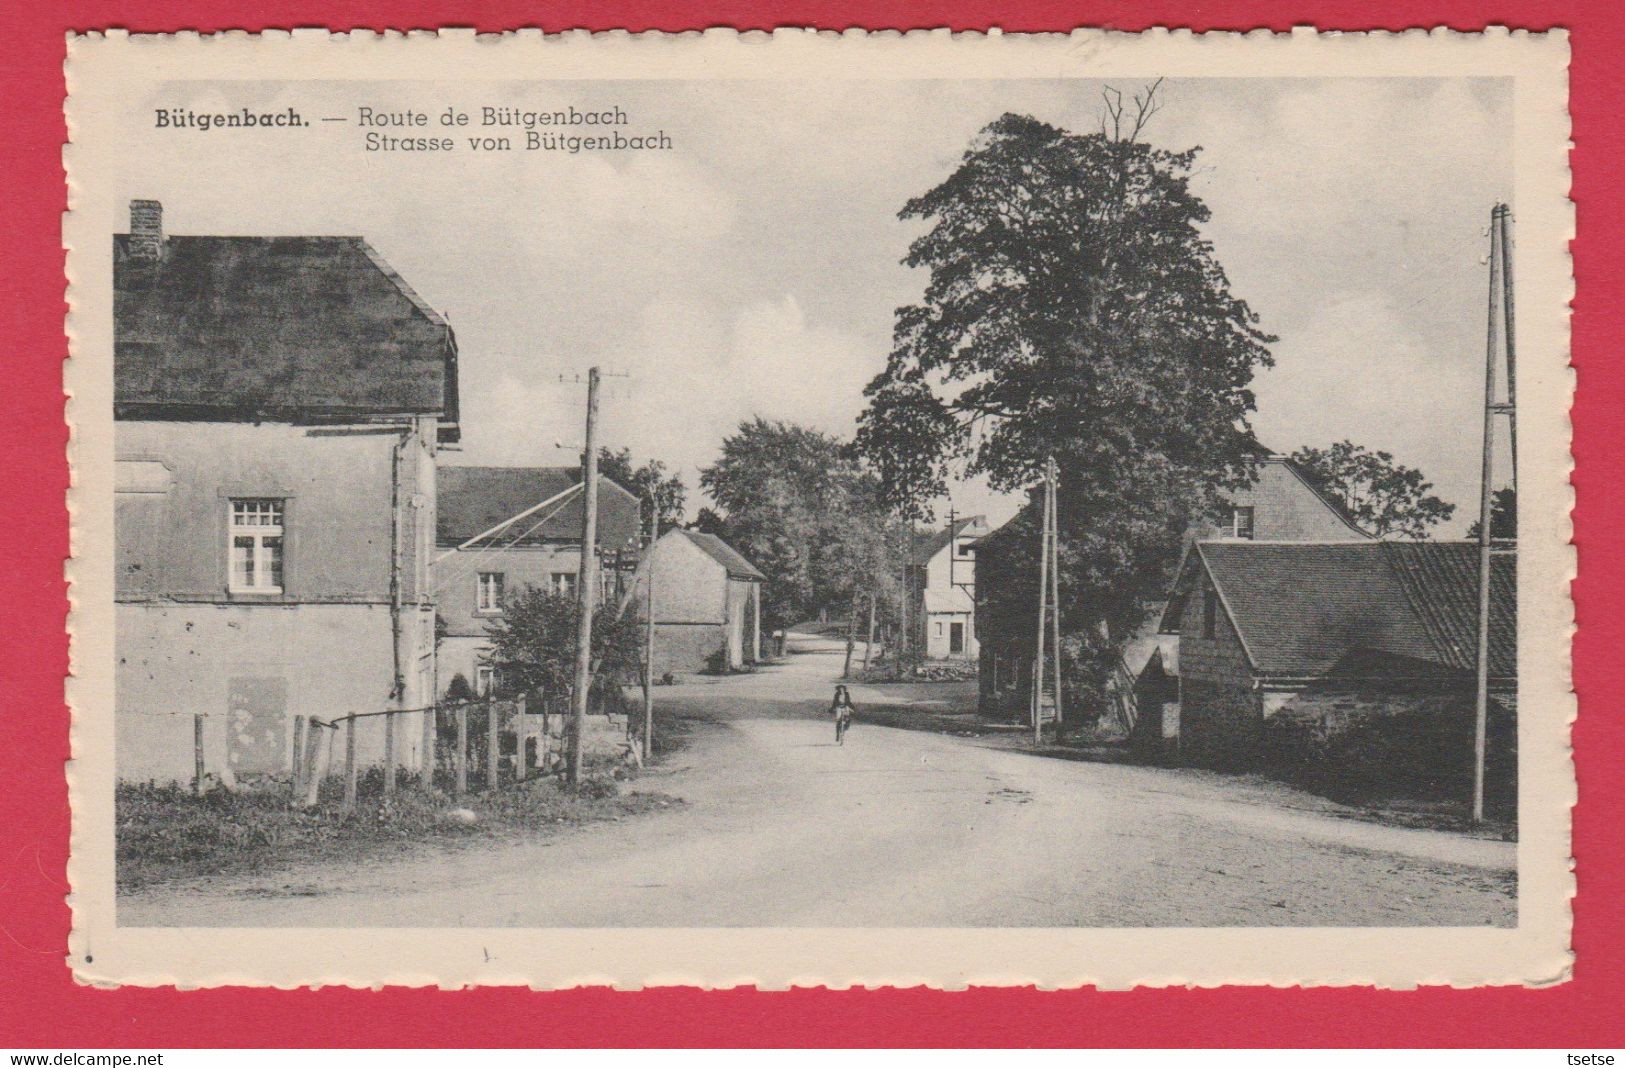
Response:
[[830, 684, 856, 745]]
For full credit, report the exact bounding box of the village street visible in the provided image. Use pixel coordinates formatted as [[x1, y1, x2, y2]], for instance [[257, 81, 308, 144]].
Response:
[[120, 636, 1516, 928]]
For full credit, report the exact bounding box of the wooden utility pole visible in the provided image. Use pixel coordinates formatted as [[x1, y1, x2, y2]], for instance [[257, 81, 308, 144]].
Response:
[[1473, 204, 1517, 824], [863, 592, 877, 672], [567, 367, 602, 788], [1047, 459, 1064, 730], [1032, 456, 1062, 745], [642, 501, 656, 763]]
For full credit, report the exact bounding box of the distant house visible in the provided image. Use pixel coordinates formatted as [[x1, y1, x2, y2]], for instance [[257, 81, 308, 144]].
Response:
[[435, 466, 642, 696], [1159, 541, 1516, 806], [909, 515, 989, 660], [114, 199, 458, 784], [975, 456, 1371, 719], [627, 528, 764, 675]]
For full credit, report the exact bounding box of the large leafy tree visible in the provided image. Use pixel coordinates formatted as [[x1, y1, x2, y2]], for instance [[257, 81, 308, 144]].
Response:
[[597, 446, 687, 534], [1289, 441, 1456, 539], [700, 418, 905, 633], [484, 588, 644, 710], [855, 97, 1274, 689]]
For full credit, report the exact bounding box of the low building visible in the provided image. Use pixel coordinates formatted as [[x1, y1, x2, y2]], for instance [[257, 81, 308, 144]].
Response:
[[976, 456, 1370, 719], [434, 466, 642, 696], [628, 528, 764, 675], [1159, 540, 1516, 808], [114, 199, 458, 785]]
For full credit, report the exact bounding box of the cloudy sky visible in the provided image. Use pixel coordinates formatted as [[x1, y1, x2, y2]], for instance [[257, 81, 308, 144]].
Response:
[[119, 75, 1512, 533]]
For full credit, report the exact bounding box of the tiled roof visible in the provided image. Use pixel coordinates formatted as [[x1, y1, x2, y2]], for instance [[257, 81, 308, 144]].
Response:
[[1170, 541, 1516, 680], [1384, 541, 1516, 678], [437, 466, 642, 550], [679, 530, 766, 581], [115, 235, 458, 427]]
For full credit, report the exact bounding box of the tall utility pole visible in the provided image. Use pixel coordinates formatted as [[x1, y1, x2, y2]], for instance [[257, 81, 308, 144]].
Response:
[[1047, 459, 1064, 732], [1473, 205, 1518, 824], [899, 521, 912, 674], [567, 367, 602, 788], [641, 501, 656, 763], [1032, 456, 1061, 746]]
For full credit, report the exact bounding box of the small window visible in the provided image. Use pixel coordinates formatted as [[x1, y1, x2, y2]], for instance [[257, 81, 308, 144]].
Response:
[[935, 621, 944, 636], [957, 540, 974, 557], [228, 498, 284, 594], [1230, 506, 1256, 540], [1202, 588, 1218, 639], [550, 571, 578, 598], [475, 664, 496, 697], [476, 572, 505, 613]]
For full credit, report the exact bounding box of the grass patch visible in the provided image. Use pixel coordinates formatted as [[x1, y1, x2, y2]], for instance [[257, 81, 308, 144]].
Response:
[[117, 763, 682, 894]]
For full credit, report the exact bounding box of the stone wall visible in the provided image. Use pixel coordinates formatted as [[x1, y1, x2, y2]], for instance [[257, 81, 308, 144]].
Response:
[[1263, 681, 1518, 815], [1173, 573, 1264, 767]]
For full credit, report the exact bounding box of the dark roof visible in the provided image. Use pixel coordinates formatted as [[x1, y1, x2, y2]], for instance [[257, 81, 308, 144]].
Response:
[[678, 530, 766, 581], [1384, 541, 1517, 677], [115, 234, 458, 430], [437, 466, 641, 550], [1165, 541, 1515, 680], [911, 515, 988, 565]]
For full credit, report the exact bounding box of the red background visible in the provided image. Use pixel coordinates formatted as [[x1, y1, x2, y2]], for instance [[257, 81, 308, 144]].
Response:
[[1, 1, 1616, 1048]]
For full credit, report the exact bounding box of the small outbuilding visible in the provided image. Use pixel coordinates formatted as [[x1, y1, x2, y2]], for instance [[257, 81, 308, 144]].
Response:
[[1159, 540, 1516, 811], [628, 528, 765, 676]]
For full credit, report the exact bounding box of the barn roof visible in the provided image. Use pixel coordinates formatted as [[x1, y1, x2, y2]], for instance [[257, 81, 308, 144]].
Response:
[[437, 466, 642, 550], [1163, 541, 1516, 680], [678, 530, 766, 581], [114, 233, 458, 431]]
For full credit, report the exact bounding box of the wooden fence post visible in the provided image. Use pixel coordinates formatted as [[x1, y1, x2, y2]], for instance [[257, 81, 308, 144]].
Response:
[[193, 714, 205, 796], [487, 700, 501, 791], [383, 710, 397, 799], [291, 716, 307, 798], [455, 706, 468, 795], [344, 717, 358, 812], [514, 695, 528, 782], [301, 722, 325, 808], [423, 706, 437, 792]]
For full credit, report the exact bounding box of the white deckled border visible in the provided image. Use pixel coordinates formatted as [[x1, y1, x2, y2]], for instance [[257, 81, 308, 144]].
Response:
[[63, 26, 1574, 990]]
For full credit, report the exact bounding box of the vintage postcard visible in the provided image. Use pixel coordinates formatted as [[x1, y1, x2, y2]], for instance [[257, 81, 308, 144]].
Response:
[[64, 28, 1573, 989]]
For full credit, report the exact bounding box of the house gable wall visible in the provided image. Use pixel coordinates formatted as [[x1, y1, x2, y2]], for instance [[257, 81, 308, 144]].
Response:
[[1202, 461, 1370, 542], [646, 532, 729, 626], [1175, 570, 1264, 768]]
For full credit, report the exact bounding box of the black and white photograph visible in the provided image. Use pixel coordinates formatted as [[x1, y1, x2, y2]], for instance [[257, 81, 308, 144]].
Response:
[[65, 30, 1572, 988]]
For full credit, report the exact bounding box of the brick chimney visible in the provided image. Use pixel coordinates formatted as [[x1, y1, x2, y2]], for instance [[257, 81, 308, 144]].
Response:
[[128, 199, 163, 260]]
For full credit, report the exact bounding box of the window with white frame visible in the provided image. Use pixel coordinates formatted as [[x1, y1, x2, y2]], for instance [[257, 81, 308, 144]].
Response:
[[476, 571, 505, 614], [1229, 505, 1256, 540], [550, 571, 578, 598], [229, 498, 284, 593], [475, 664, 496, 696]]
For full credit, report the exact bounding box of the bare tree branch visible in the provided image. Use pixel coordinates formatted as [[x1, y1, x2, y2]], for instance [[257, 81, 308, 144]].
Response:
[[1100, 78, 1164, 142]]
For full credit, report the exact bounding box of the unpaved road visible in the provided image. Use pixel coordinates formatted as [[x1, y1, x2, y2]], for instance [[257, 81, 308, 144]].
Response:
[[120, 637, 1515, 927]]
